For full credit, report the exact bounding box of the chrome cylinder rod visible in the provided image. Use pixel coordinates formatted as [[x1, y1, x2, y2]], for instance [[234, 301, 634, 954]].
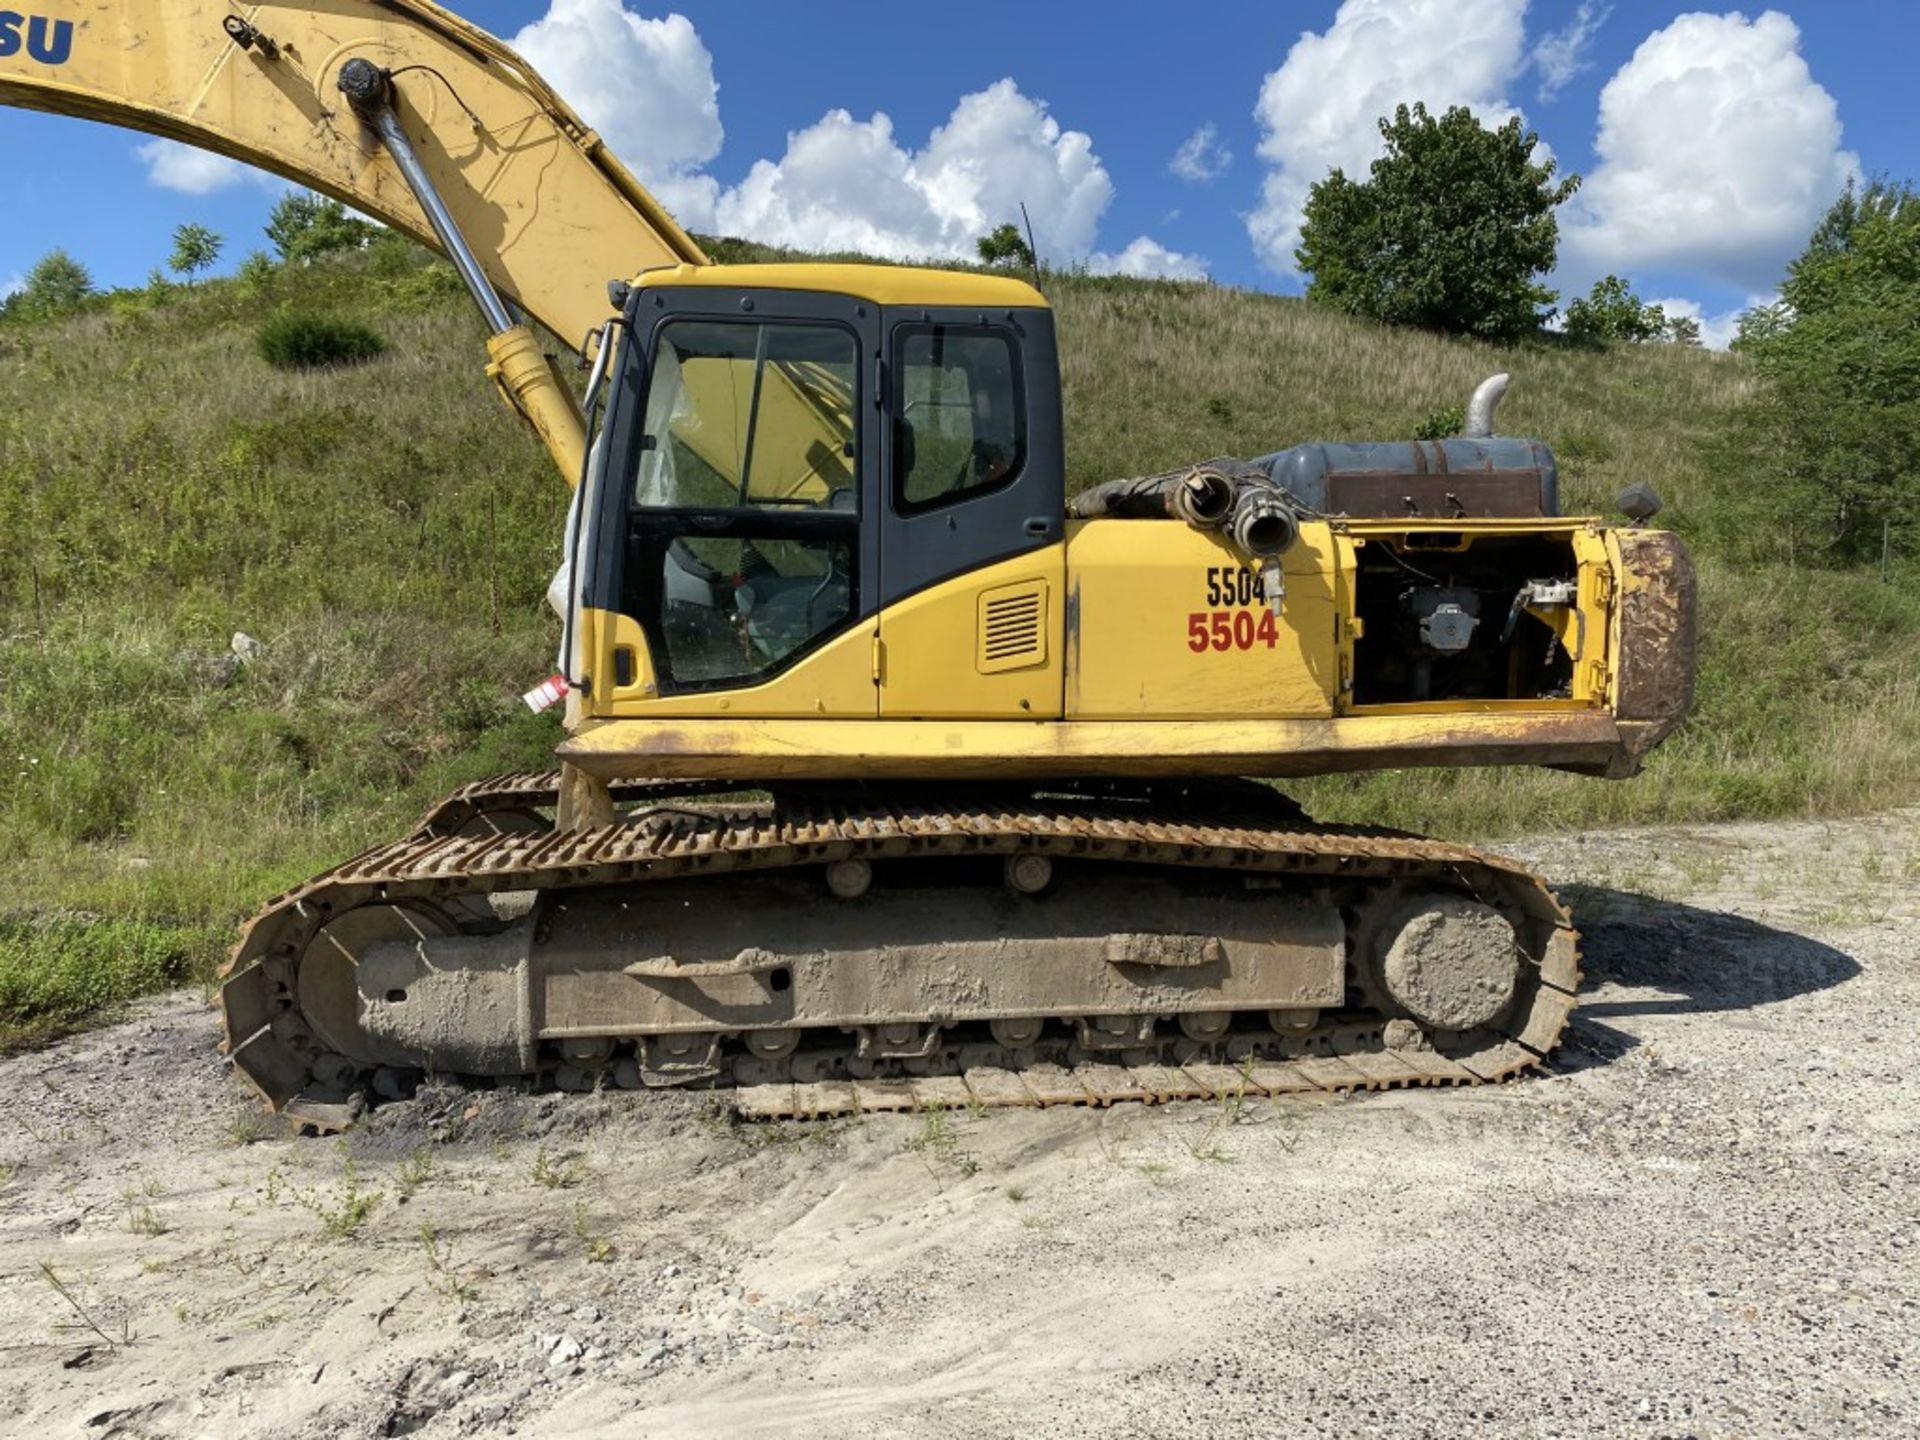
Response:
[[337, 57, 515, 335]]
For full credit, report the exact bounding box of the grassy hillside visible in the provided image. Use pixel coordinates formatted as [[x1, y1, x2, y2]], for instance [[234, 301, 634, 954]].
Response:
[[2, 247, 1917, 1045]]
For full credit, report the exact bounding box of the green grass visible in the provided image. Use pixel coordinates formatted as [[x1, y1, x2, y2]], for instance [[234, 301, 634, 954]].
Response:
[[1, 238, 1916, 1042]]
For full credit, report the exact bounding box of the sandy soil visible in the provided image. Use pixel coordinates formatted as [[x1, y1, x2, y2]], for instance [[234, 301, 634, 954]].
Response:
[[1, 812, 1915, 1440]]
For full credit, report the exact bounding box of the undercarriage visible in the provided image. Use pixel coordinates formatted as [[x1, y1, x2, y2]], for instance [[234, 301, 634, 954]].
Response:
[[220, 775, 1579, 1130]]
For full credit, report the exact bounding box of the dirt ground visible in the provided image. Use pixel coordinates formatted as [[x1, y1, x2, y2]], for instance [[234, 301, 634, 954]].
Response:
[[1, 812, 1915, 1440]]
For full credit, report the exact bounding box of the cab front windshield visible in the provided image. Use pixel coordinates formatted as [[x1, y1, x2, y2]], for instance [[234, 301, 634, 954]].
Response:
[[634, 320, 856, 511], [626, 318, 858, 688]]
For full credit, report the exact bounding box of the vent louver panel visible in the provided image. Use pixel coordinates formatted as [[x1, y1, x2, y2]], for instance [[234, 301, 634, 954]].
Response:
[[977, 582, 1048, 674]]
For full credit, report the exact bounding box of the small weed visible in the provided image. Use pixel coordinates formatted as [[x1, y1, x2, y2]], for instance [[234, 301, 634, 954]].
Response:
[[248, 1310, 286, 1331], [419, 1224, 480, 1303], [1180, 1059, 1265, 1163], [299, 1152, 383, 1238], [225, 1108, 276, 1147], [122, 1184, 167, 1236], [37, 1262, 132, 1349], [573, 1202, 616, 1264], [1182, 1130, 1237, 1164], [395, 1143, 434, 1199], [1004, 1184, 1029, 1203], [529, 1143, 587, 1190], [903, 1102, 979, 1177]]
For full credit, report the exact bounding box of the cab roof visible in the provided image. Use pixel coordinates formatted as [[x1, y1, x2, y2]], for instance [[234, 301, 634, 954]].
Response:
[[632, 262, 1049, 310]]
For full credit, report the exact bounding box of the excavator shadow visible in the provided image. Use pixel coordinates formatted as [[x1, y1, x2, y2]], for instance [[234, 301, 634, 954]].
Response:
[[1550, 884, 1862, 1072]]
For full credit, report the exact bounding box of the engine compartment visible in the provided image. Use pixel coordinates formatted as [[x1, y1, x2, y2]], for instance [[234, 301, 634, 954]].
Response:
[[1351, 532, 1581, 706]]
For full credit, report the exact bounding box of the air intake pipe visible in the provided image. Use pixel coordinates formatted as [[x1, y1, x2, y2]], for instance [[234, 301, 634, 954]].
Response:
[[1228, 487, 1300, 613]]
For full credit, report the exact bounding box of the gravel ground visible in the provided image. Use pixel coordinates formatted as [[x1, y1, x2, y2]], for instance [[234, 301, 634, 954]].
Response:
[[0, 811, 1914, 1439]]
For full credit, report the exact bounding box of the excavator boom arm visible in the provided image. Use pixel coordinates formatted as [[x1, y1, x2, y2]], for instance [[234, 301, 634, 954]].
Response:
[[0, 1, 708, 478]]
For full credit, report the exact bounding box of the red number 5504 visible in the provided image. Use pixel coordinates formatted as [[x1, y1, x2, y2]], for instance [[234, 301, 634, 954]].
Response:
[[1186, 609, 1279, 652]]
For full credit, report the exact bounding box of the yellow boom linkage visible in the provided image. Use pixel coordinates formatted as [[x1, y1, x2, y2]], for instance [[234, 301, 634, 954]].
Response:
[[0, 0, 707, 482]]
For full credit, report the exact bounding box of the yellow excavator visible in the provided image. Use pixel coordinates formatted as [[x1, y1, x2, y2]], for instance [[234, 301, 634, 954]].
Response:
[[3, 3, 1694, 1126]]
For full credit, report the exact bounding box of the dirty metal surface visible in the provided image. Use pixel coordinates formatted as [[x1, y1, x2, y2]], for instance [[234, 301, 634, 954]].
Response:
[[221, 784, 1580, 1129], [1611, 529, 1698, 748]]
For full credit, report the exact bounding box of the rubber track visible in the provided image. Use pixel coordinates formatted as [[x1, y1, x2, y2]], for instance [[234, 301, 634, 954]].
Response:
[[220, 793, 1580, 1127]]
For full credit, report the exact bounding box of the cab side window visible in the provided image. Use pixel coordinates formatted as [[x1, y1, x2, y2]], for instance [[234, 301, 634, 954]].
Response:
[[894, 327, 1025, 512]]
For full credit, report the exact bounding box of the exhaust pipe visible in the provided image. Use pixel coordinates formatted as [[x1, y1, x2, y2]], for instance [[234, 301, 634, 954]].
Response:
[[1461, 373, 1510, 439]]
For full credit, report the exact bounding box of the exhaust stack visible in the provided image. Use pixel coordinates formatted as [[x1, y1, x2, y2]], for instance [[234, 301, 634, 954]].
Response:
[[1462, 373, 1510, 438]]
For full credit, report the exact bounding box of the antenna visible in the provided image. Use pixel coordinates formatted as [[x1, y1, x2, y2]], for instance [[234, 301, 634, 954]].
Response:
[[1018, 201, 1044, 295]]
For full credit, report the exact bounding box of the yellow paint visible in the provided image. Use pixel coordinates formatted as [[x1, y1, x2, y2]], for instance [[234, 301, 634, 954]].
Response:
[[635, 263, 1048, 311], [1571, 527, 1615, 703], [879, 551, 1067, 718], [579, 607, 877, 719], [977, 579, 1053, 676], [580, 512, 1643, 771], [1066, 520, 1338, 720], [559, 710, 1626, 781], [485, 327, 588, 487]]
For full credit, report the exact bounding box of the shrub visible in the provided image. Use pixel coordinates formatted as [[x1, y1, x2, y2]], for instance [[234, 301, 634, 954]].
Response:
[[1564, 276, 1668, 346], [257, 312, 386, 370], [1414, 404, 1464, 440], [236, 251, 278, 291]]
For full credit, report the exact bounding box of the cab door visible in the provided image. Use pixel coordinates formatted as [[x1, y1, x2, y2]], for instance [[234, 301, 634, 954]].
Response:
[[876, 307, 1067, 718], [591, 287, 884, 713]]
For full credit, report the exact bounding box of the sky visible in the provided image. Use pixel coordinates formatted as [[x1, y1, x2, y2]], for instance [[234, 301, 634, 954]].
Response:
[[1, 1, 1912, 348]]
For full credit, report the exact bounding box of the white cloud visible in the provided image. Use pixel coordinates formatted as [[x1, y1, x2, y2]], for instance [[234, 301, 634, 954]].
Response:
[[2, 273, 21, 299], [1088, 238, 1209, 281], [1647, 295, 1758, 352], [506, 3, 1182, 270], [1532, 2, 1610, 103], [513, 0, 723, 223], [712, 79, 1119, 265], [1561, 11, 1859, 292], [135, 138, 275, 195], [1246, 0, 1531, 275], [1169, 123, 1231, 182], [514, 5, 1183, 271]]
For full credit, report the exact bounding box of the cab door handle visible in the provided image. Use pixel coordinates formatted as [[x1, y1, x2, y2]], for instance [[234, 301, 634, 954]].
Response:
[[1024, 516, 1053, 537]]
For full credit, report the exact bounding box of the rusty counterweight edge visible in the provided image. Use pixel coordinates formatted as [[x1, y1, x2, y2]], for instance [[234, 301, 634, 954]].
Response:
[[220, 788, 1579, 1124]]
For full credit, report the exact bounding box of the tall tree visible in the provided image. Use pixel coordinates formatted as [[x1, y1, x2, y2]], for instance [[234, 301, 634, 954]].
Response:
[[1731, 178, 1920, 561], [3, 249, 94, 320], [168, 223, 223, 283], [977, 222, 1035, 270], [1296, 103, 1579, 341], [265, 192, 375, 264], [1563, 275, 1668, 346]]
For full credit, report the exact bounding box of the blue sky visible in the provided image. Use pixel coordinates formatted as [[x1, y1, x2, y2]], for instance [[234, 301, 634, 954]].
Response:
[[2, 2, 1911, 345]]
